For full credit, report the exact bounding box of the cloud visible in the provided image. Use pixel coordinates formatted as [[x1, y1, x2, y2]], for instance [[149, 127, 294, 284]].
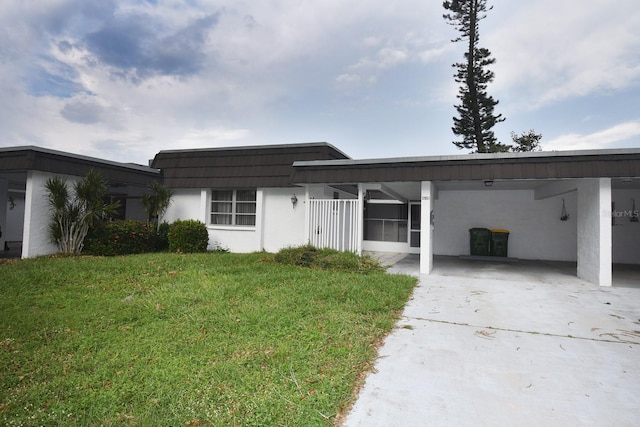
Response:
[[60, 100, 104, 124], [353, 47, 409, 70], [24, 63, 84, 98], [82, 12, 220, 81], [175, 127, 251, 149], [2, 0, 637, 166], [488, 0, 640, 109], [544, 121, 640, 151]]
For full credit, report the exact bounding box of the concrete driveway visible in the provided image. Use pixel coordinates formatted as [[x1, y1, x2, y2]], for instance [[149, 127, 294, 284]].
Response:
[[343, 269, 640, 426]]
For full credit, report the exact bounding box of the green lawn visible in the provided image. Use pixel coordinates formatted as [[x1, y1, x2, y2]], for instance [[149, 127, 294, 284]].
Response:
[[0, 252, 416, 426]]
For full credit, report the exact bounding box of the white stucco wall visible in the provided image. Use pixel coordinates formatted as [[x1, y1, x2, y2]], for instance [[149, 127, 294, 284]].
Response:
[[262, 187, 306, 252], [163, 187, 308, 253], [611, 189, 639, 264], [163, 188, 203, 224], [433, 189, 578, 261], [21, 172, 155, 258], [23, 171, 71, 258]]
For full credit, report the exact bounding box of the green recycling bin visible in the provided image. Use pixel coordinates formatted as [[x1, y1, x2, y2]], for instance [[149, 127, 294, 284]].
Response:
[[469, 228, 491, 256], [490, 229, 509, 257]]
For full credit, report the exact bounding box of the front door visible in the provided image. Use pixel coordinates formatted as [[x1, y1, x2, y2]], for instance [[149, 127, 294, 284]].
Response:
[[409, 203, 420, 253]]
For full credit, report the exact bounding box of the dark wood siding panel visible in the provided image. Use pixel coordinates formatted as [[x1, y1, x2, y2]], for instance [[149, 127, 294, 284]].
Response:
[[0, 152, 33, 171], [34, 158, 155, 186], [158, 152, 326, 168], [291, 152, 640, 184], [163, 164, 293, 179], [614, 159, 640, 176], [533, 162, 548, 179], [0, 149, 158, 186], [501, 162, 519, 179], [153, 143, 350, 188]]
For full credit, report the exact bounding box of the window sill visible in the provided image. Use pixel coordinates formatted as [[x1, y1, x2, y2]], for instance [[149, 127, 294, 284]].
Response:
[[208, 225, 256, 231]]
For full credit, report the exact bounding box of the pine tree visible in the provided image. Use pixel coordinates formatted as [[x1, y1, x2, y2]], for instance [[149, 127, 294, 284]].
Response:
[[510, 129, 542, 152], [443, 0, 506, 153]]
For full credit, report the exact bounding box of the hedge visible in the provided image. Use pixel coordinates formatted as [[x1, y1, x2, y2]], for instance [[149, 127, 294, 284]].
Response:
[[84, 220, 159, 256], [168, 219, 209, 253]]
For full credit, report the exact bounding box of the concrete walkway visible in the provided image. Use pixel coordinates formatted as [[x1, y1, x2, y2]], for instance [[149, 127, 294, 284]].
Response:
[[343, 269, 640, 426]]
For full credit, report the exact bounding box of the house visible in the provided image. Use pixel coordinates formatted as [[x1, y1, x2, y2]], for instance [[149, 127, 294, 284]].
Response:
[[2, 143, 639, 287], [0, 146, 160, 258], [150, 143, 350, 252]]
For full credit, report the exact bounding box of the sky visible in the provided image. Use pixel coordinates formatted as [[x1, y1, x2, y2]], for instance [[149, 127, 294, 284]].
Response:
[[1, 0, 639, 165]]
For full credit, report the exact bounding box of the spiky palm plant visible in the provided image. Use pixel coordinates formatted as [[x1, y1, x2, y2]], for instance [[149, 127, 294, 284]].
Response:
[[45, 169, 119, 255], [142, 181, 173, 230]]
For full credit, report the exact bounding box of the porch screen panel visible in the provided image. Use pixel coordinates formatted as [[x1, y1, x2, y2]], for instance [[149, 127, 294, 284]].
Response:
[[309, 199, 358, 252], [363, 203, 408, 243]]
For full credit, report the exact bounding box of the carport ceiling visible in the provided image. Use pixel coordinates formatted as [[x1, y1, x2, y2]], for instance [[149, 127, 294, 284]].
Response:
[[436, 179, 563, 192], [381, 179, 569, 200], [437, 178, 640, 192], [613, 177, 640, 189], [332, 177, 637, 202]]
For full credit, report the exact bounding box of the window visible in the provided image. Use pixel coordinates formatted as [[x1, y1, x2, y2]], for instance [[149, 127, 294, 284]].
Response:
[[211, 189, 257, 226], [363, 202, 408, 242], [104, 194, 127, 221]]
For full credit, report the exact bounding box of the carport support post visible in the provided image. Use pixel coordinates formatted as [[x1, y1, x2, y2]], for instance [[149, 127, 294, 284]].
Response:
[[420, 181, 434, 274], [577, 178, 612, 287]]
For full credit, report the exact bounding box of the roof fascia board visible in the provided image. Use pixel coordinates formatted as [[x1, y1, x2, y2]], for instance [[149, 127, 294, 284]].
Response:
[[0, 145, 159, 174], [293, 148, 640, 168], [156, 142, 350, 159]]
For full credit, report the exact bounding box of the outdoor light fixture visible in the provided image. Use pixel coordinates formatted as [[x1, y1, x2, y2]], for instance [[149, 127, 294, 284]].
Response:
[[291, 194, 298, 207], [484, 180, 494, 187], [621, 178, 633, 184]]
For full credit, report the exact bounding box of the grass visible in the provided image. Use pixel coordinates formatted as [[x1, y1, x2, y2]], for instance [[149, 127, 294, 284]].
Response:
[[0, 252, 416, 426]]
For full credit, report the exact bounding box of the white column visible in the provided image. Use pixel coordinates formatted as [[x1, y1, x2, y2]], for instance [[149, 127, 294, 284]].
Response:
[[577, 178, 612, 286], [199, 189, 208, 222], [256, 189, 265, 251], [304, 186, 311, 245], [22, 171, 60, 258], [420, 181, 434, 274]]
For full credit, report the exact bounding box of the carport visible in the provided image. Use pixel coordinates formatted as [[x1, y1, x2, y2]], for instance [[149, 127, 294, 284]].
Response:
[[292, 148, 640, 287], [380, 253, 640, 288]]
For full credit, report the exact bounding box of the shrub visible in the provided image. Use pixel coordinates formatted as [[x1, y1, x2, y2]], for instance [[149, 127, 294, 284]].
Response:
[[168, 219, 209, 253], [84, 220, 157, 256], [274, 244, 384, 274], [274, 244, 319, 267], [45, 170, 119, 255], [156, 222, 171, 252]]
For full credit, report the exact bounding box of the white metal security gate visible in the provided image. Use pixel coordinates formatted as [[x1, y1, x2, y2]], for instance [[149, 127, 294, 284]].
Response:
[[309, 199, 359, 252]]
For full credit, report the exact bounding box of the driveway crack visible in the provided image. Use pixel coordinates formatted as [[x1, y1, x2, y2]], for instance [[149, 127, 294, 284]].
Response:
[[407, 317, 640, 345]]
